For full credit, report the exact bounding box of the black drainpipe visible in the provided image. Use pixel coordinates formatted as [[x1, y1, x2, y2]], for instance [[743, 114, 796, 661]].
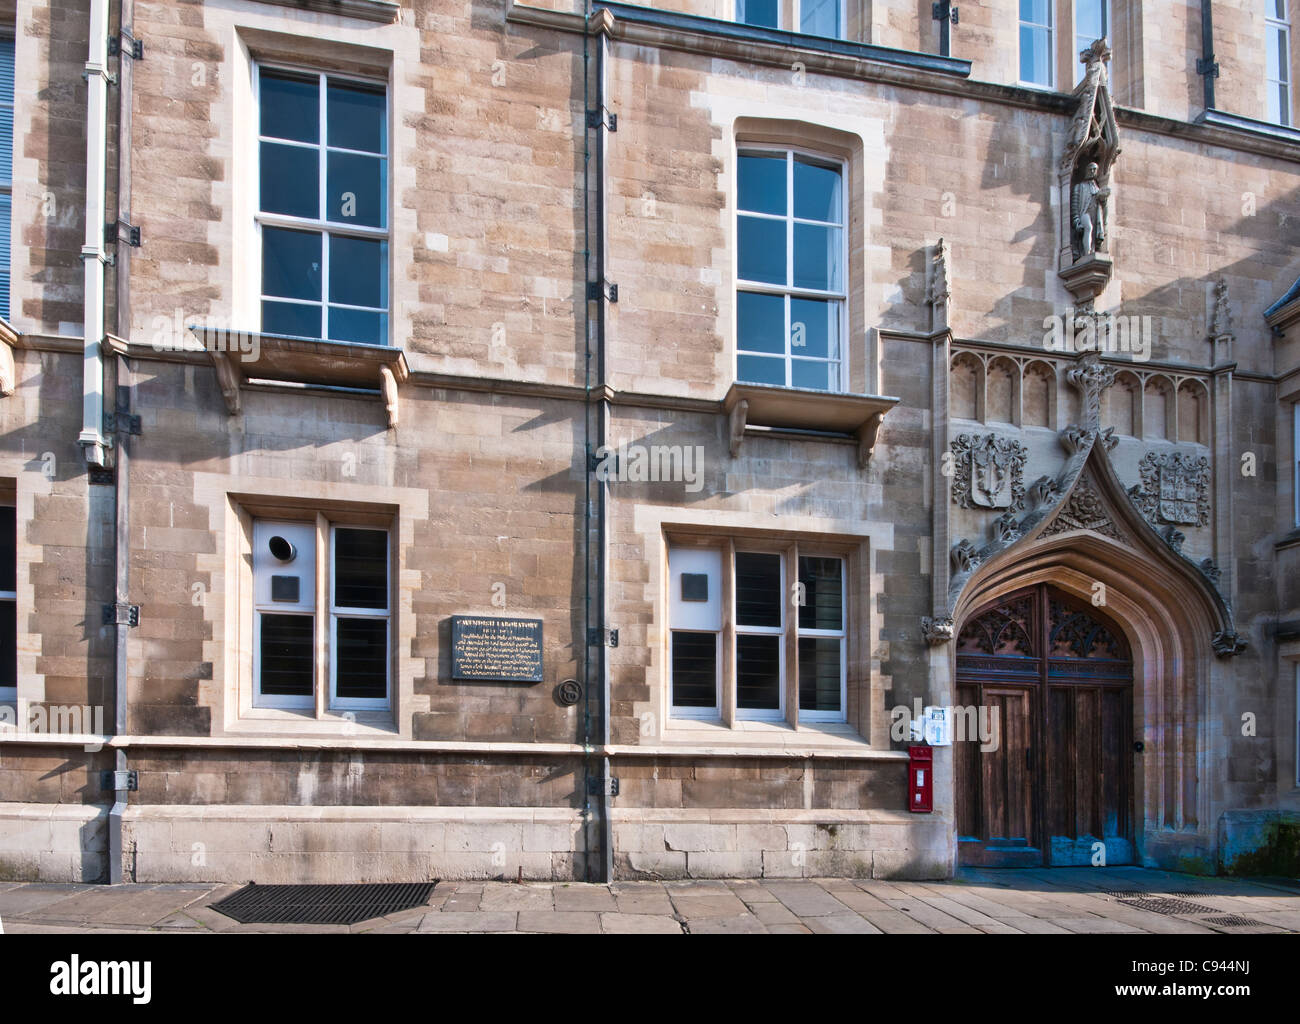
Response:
[[1198, 0, 1218, 111], [107, 0, 137, 885], [581, 5, 614, 884]]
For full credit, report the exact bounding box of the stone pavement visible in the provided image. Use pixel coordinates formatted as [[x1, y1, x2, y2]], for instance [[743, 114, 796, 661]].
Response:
[[1, 867, 1297, 934]]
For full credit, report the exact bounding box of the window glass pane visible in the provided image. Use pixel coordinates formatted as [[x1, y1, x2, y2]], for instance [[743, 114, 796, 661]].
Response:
[[793, 223, 842, 291], [736, 552, 782, 627], [791, 359, 835, 391], [671, 630, 718, 708], [334, 528, 387, 609], [800, 0, 840, 39], [794, 159, 841, 223], [263, 300, 321, 339], [0, 505, 13, 591], [335, 617, 387, 699], [1020, 25, 1052, 85], [329, 236, 388, 310], [262, 226, 322, 301], [789, 297, 838, 360], [0, 102, 11, 184], [798, 556, 842, 630], [260, 141, 319, 219], [0, 600, 14, 690], [738, 354, 786, 386], [1076, 0, 1105, 39], [259, 613, 314, 695], [1020, 0, 1051, 24], [738, 291, 785, 355], [798, 637, 841, 712], [736, 0, 780, 29], [329, 308, 388, 346], [1272, 0, 1287, 22], [260, 72, 319, 144], [326, 151, 386, 228], [738, 215, 787, 284], [737, 633, 781, 710], [737, 154, 786, 216], [1267, 26, 1282, 79], [327, 80, 386, 154]]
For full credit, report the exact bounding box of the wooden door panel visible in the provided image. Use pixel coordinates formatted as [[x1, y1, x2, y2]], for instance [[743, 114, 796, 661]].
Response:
[[957, 584, 1134, 868]]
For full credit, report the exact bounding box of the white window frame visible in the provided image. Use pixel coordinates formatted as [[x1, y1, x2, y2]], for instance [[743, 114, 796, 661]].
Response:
[[1295, 662, 1300, 786], [252, 517, 392, 713], [734, 549, 786, 722], [1073, 0, 1111, 86], [733, 0, 847, 39], [329, 524, 391, 711], [0, 500, 14, 705], [253, 62, 391, 344], [1019, 0, 1056, 89], [1267, 0, 1293, 126], [735, 145, 849, 394], [796, 554, 847, 723], [1293, 401, 1300, 528], [668, 545, 725, 720]]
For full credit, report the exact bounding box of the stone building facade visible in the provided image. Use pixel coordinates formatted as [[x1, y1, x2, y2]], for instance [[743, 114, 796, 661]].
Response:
[[0, 0, 1297, 883]]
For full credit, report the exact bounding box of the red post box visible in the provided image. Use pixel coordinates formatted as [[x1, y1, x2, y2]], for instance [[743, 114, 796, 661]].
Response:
[[908, 744, 933, 813]]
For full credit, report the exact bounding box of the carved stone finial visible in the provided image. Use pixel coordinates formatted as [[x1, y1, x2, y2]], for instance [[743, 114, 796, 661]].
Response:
[[1066, 352, 1115, 430], [927, 239, 952, 333], [1027, 474, 1059, 509], [992, 512, 1020, 543], [1079, 38, 1112, 76], [951, 539, 979, 574], [921, 616, 955, 645]]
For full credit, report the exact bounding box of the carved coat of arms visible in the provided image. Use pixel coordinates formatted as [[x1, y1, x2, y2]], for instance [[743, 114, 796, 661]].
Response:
[[951, 433, 1028, 510], [1135, 451, 1210, 528]]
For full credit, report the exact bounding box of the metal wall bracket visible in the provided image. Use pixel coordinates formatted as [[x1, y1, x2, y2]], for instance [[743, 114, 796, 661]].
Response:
[[932, 1, 958, 24], [108, 33, 144, 61], [587, 776, 620, 797], [586, 281, 618, 303], [1196, 57, 1220, 78], [105, 220, 141, 247], [585, 109, 616, 131], [104, 411, 141, 436], [103, 603, 139, 628], [100, 770, 139, 792], [587, 627, 618, 648]]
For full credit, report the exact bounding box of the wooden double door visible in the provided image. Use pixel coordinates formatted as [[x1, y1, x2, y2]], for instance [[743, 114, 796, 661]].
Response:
[[955, 584, 1135, 867]]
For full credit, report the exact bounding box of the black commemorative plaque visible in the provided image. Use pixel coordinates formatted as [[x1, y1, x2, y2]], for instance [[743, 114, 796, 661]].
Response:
[[450, 616, 544, 683]]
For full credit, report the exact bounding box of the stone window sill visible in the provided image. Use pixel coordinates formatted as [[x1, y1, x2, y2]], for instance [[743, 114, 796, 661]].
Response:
[[185, 329, 408, 427], [227, 707, 398, 739], [723, 381, 899, 466], [245, 0, 400, 23]]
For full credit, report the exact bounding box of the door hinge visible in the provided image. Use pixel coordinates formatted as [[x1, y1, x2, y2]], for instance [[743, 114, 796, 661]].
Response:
[[100, 769, 138, 792], [108, 32, 144, 61], [587, 776, 619, 797], [105, 220, 142, 247], [103, 603, 140, 628], [587, 627, 618, 648]]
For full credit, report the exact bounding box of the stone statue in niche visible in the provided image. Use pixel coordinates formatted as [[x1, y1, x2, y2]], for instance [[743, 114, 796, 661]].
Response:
[[1071, 160, 1110, 260]]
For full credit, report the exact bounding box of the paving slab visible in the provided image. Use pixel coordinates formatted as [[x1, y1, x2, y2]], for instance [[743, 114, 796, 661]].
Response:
[[685, 914, 768, 934], [600, 913, 683, 934], [552, 886, 617, 912], [416, 911, 518, 933], [517, 911, 602, 933], [762, 882, 852, 917], [804, 912, 881, 934]]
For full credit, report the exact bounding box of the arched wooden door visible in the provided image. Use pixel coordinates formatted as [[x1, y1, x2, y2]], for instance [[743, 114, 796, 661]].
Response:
[[955, 584, 1134, 867]]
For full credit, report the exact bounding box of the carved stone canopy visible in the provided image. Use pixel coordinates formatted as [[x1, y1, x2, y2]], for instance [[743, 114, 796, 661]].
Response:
[[1060, 39, 1120, 304]]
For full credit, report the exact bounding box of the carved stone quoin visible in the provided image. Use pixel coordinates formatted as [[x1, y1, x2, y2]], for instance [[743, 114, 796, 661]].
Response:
[[1135, 451, 1211, 528], [950, 433, 1028, 510]]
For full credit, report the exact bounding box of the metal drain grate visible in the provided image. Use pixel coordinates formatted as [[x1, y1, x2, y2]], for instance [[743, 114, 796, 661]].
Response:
[[1118, 897, 1218, 916], [1202, 915, 1264, 928], [1104, 889, 1150, 899], [210, 881, 439, 925], [1167, 889, 1213, 898]]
